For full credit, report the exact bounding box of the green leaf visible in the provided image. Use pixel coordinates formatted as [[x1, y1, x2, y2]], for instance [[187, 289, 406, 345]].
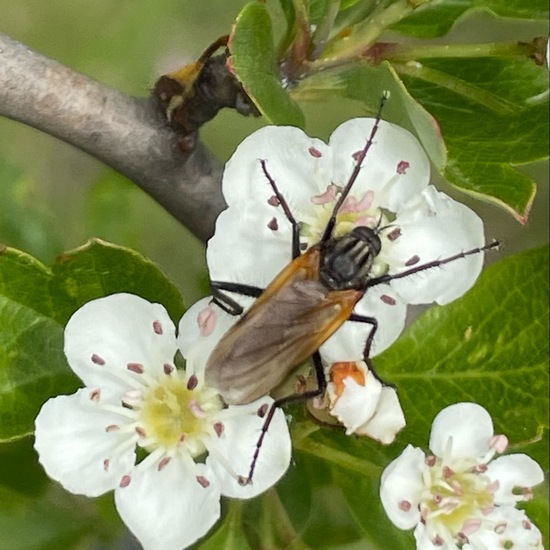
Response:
[[0, 485, 94, 550], [229, 2, 305, 127], [377, 246, 549, 465], [395, 56, 549, 222], [0, 240, 184, 441], [392, 0, 549, 38]]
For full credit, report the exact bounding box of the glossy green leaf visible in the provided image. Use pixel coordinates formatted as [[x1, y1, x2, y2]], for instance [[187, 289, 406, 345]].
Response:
[[0, 240, 184, 441], [377, 246, 549, 465], [392, 0, 549, 38], [396, 56, 549, 222], [0, 485, 94, 550], [229, 2, 305, 127]]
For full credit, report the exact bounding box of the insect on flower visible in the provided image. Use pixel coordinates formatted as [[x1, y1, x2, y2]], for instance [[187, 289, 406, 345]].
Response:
[[204, 94, 499, 485]]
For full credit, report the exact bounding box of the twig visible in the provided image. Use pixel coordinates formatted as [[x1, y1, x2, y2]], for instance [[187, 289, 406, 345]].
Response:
[[0, 32, 227, 242]]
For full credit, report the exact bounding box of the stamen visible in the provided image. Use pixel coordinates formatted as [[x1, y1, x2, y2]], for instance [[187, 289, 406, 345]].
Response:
[[386, 227, 402, 241], [152, 320, 163, 335], [127, 362, 145, 374], [442, 466, 454, 478], [187, 374, 199, 390], [214, 422, 224, 437], [405, 255, 420, 266], [268, 217, 279, 231], [426, 455, 437, 467], [89, 389, 101, 401], [397, 160, 410, 174], [119, 475, 132, 488], [311, 184, 338, 205], [399, 500, 412, 512], [158, 456, 172, 471], [380, 294, 396, 305], [103, 458, 110, 471], [196, 475, 211, 488], [267, 195, 280, 206], [91, 354, 106, 365], [257, 403, 269, 418], [105, 424, 120, 432], [308, 146, 323, 158], [135, 426, 147, 438], [189, 399, 207, 419], [164, 363, 174, 375]]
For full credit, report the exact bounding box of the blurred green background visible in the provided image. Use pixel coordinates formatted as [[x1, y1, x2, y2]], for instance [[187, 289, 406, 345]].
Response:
[[1, 0, 547, 310]]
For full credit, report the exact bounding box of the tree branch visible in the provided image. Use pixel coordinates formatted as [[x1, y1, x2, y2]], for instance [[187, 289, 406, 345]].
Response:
[[0, 31, 226, 242]]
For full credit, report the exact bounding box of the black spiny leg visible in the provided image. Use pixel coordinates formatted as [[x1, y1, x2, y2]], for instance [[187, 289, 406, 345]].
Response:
[[210, 281, 263, 316], [242, 351, 327, 485]]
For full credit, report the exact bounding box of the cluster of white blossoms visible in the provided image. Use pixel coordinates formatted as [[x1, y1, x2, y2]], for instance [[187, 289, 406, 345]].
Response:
[[381, 403, 544, 549], [33, 118, 545, 549]]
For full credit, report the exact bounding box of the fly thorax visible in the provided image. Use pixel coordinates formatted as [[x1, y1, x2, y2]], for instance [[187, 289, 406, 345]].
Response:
[[320, 227, 382, 290]]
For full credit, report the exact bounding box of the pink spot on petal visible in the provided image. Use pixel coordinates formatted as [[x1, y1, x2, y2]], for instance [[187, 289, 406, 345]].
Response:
[[405, 255, 420, 266], [152, 320, 163, 335], [89, 389, 101, 401], [119, 475, 132, 488], [380, 294, 396, 305], [158, 456, 172, 471], [397, 160, 410, 174], [267, 195, 280, 207], [196, 475, 210, 488], [127, 362, 144, 374], [91, 354, 105, 365], [103, 459, 110, 471], [311, 184, 338, 205], [164, 363, 174, 375], [308, 146, 323, 158], [268, 217, 279, 231], [197, 306, 217, 337]]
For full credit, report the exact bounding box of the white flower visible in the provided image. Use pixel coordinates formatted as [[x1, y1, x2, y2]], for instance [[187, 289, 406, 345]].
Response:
[[325, 360, 405, 443], [34, 293, 291, 550], [380, 402, 545, 550], [207, 118, 485, 360]]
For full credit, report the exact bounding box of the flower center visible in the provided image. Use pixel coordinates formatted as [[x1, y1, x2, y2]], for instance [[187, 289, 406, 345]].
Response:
[[138, 373, 223, 455], [422, 456, 496, 540], [301, 187, 392, 277]]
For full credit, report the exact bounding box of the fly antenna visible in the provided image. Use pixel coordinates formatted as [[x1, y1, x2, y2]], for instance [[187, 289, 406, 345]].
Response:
[[319, 91, 389, 247]]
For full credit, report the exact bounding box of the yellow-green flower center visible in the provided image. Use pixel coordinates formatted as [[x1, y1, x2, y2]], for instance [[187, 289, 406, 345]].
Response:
[[139, 373, 223, 455], [422, 457, 495, 537]]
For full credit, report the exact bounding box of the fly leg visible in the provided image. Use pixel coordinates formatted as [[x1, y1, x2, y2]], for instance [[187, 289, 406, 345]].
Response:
[[241, 351, 327, 485], [347, 313, 394, 387], [210, 281, 263, 316], [259, 159, 301, 259]]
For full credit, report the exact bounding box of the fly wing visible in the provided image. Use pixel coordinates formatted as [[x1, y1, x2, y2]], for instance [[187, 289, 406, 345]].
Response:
[[205, 278, 361, 405]]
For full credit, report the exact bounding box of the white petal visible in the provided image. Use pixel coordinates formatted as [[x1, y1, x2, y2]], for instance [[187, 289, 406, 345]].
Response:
[[207, 204, 291, 287], [65, 293, 177, 391], [34, 389, 136, 496], [329, 369, 382, 434], [413, 522, 451, 550], [206, 396, 291, 499], [380, 445, 426, 530], [356, 386, 406, 444], [486, 454, 545, 504], [388, 187, 485, 305], [429, 402, 493, 459], [467, 506, 544, 549], [222, 125, 332, 211], [329, 118, 430, 211], [320, 285, 407, 362], [115, 457, 220, 550]]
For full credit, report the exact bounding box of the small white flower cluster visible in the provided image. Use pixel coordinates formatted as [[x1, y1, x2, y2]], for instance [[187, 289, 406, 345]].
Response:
[[381, 403, 545, 549], [33, 117, 544, 550]]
